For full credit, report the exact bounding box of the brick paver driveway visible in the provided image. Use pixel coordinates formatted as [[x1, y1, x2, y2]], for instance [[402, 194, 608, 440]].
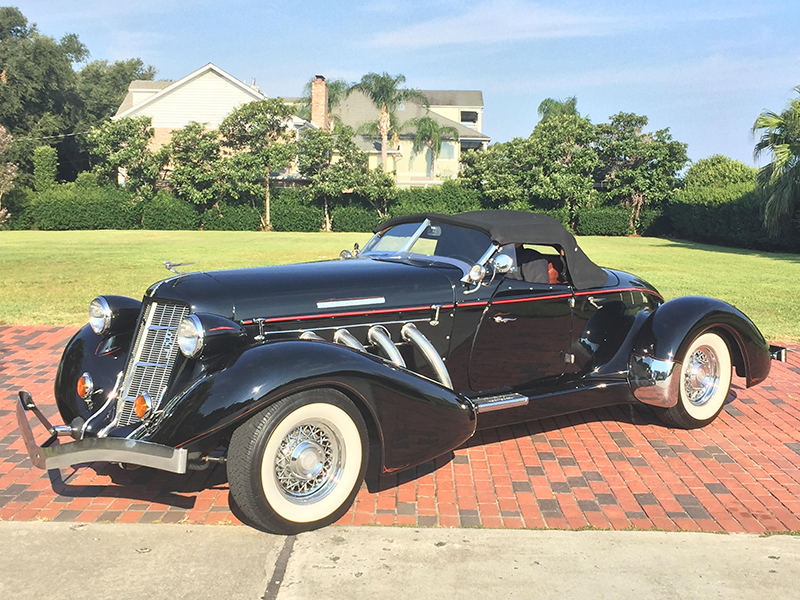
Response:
[[1, 326, 799, 532]]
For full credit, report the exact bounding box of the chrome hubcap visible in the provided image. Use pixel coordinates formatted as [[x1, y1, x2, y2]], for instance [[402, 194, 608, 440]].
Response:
[[683, 345, 719, 406], [275, 421, 343, 503]]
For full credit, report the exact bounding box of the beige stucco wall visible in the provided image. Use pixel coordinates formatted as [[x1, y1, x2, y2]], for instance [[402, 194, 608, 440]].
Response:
[[429, 106, 483, 134]]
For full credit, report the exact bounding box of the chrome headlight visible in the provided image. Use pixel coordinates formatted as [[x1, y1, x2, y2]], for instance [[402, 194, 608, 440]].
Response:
[[177, 315, 204, 358], [88, 297, 112, 335]]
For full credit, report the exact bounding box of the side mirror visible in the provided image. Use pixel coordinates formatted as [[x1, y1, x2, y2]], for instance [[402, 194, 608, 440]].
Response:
[[490, 254, 513, 274], [340, 242, 361, 260]]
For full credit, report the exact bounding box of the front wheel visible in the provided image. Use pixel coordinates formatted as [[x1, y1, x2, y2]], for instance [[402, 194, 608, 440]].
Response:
[[654, 331, 732, 429], [227, 388, 368, 534]]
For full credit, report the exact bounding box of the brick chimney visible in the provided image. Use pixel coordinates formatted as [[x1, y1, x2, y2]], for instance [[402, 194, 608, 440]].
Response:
[[310, 75, 329, 130]]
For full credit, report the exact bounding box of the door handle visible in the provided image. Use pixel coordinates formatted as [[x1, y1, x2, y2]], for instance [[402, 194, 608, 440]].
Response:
[[494, 315, 516, 324]]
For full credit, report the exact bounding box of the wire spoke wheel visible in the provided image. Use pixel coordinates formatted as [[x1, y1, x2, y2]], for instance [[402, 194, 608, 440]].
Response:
[[274, 420, 343, 503]]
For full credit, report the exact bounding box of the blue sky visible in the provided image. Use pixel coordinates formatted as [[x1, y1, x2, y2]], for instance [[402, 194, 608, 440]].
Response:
[[19, 0, 800, 166]]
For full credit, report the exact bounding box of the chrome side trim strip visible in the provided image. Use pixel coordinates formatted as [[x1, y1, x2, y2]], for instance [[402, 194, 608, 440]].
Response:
[[472, 393, 529, 413], [401, 323, 452, 389], [317, 297, 386, 309], [367, 325, 405, 367], [629, 354, 681, 408], [269, 317, 431, 336]]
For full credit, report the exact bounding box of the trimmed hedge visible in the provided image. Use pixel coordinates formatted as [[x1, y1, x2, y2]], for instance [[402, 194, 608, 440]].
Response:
[[1, 187, 35, 230], [666, 187, 800, 251], [331, 204, 381, 232], [26, 174, 142, 230], [390, 180, 482, 218], [271, 188, 323, 232], [575, 207, 632, 236], [142, 191, 199, 230], [202, 203, 261, 231]]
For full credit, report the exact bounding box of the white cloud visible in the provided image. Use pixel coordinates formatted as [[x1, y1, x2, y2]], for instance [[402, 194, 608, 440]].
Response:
[[367, 0, 622, 49], [509, 53, 800, 96], [366, 0, 777, 50]]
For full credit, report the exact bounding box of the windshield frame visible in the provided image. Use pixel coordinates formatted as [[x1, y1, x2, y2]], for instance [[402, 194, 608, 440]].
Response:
[[360, 219, 499, 277]]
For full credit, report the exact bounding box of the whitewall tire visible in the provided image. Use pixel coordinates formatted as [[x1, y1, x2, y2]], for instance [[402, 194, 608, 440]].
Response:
[[655, 331, 732, 429], [228, 388, 368, 534]]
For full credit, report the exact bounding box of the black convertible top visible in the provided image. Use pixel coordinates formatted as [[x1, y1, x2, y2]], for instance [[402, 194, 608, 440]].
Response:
[[375, 210, 609, 290]]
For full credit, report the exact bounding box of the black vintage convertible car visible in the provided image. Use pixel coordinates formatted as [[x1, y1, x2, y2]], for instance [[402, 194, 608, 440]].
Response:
[[17, 210, 784, 533]]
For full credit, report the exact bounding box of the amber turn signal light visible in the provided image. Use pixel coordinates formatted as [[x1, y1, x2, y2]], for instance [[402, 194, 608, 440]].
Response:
[[76, 373, 94, 400], [134, 393, 152, 420]]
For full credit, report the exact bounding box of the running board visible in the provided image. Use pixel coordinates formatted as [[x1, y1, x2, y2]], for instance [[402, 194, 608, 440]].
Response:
[[471, 393, 529, 413]]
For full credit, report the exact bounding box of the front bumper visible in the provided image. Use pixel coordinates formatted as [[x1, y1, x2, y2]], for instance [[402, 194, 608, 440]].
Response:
[[16, 391, 188, 474]]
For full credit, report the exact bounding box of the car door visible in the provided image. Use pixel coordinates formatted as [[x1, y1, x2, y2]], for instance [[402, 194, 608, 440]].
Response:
[[468, 275, 574, 392]]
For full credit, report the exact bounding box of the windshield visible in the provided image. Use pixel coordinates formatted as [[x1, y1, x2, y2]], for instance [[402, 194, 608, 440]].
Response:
[[361, 220, 494, 265]]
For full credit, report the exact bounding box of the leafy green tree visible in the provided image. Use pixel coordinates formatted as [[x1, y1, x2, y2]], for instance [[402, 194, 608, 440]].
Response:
[[405, 115, 459, 178], [459, 139, 527, 207], [0, 7, 88, 181], [683, 154, 756, 189], [460, 114, 598, 223], [32, 145, 57, 191], [0, 124, 17, 223], [77, 59, 155, 123], [298, 125, 395, 228], [752, 86, 800, 235], [537, 96, 579, 122], [87, 116, 167, 198], [219, 99, 296, 229], [0, 8, 154, 181], [348, 72, 428, 173], [167, 122, 221, 209], [524, 114, 599, 221], [595, 113, 688, 228]]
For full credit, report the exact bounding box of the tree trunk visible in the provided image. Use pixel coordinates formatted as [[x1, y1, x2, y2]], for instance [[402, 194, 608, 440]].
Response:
[[630, 192, 644, 230], [323, 196, 331, 232], [379, 105, 391, 173], [262, 169, 272, 231]]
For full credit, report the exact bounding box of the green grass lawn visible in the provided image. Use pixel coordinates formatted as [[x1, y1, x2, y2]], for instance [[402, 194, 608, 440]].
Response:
[[1, 230, 798, 342]]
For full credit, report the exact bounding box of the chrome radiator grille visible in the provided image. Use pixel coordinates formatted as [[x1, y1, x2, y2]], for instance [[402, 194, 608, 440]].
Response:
[[116, 301, 190, 426]]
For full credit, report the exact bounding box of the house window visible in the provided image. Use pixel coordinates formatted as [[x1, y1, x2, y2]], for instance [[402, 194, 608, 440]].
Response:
[[460, 111, 478, 125], [439, 142, 455, 160], [460, 140, 483, 152]]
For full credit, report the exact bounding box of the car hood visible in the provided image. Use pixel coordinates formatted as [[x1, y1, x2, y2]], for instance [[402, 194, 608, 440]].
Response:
[[146, 257, 460, 322]]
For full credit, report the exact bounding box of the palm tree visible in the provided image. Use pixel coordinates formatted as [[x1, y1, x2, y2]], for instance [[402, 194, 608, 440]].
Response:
[[406, 115, 459, 178], [537, 96, 579, 122], [348, 73, 428, 173], [753, 86, 800, 234]]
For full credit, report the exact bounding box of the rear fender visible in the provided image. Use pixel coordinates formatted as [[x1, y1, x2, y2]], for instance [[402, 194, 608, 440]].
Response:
[[142, 340, 476, 476], [631, 296, 771, 388]]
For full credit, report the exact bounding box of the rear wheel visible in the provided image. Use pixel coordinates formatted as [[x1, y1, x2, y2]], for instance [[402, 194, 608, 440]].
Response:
[[655, 331, 732, 429], [227, 388, 367, 534]]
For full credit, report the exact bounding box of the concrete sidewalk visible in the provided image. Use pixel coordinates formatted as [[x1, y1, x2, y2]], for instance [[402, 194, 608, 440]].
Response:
[[1, 522, 797, 599]]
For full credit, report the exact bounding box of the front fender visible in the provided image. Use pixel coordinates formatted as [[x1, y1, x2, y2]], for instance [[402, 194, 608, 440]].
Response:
[[55, 325, 133, 425], [631, 295, 771, 388], [142, 340, 476, 474]]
